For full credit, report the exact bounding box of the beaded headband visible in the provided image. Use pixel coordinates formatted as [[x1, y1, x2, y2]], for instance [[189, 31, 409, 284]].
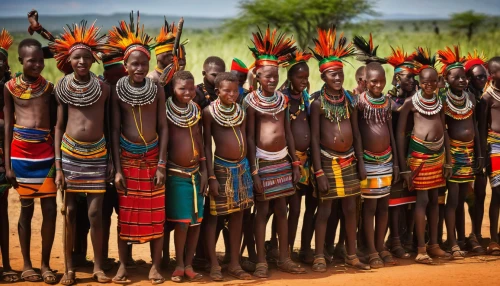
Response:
[[248, 26, 296, 71], [281, 50, 312, 70], [310, 27, 355, 73], [437, 45, 466, 75], [413, 47, 437, 74]]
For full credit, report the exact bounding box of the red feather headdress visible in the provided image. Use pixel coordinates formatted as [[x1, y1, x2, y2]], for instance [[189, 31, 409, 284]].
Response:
[[464, 49, 487, 73], [0, 29, 13, 66], [386, 46, 416, 74], [437, 45, 465, 75], [248, 26, 297, 71], [155, 17, 179, 55], [309, 27, 355, 73]]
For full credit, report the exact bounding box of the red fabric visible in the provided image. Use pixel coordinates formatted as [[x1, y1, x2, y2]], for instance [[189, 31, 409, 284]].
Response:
[[464, 59, 486, 73]]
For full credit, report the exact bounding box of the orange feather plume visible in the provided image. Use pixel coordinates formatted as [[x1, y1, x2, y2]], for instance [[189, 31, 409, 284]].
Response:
[[281, 50, 313, 69], [413, 47, 437, 74], [248, 26, 297, 69], [464, 49, 487, 73], [386, 46, 416, 73], [0, 29, 13, 58], [436, 45, 465, 75], [309, 27, 355, 73]]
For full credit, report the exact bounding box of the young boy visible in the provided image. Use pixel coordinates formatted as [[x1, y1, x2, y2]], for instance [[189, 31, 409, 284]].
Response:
[[352, 66, 366, 95], [464, 50, 488, 254], [437, 46, 482, 259], [230, 58, 250, 103], [479, 56, 500, 256], [147, 17, 177, 83], [3, 38, 57, 283], [309, 28, 367, 272], [166, 70, 208, 282], [202, 72, 253, 281], [107, 16, 169, 284], [244, 26, 304, 277], [0, 29, 18, 283], [385, 46, 417, 258], [52, 21, 111, 285], [397, 47, 452, 264], [195, 56, 226, 109]]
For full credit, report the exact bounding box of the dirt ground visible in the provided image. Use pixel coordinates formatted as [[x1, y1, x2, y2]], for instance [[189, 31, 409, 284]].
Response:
[[2, 186, 500, 286]]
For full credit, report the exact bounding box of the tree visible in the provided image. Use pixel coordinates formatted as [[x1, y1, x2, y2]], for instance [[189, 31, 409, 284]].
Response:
[[226, 0, 377, 49], [450, 10, 487, 41]]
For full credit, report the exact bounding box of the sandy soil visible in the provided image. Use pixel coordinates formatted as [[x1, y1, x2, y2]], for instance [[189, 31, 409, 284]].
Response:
[[2, 186, 500, 285]]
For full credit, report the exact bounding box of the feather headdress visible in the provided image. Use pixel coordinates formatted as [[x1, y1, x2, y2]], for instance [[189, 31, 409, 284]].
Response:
[[0, 29, 13, 67], [248, 26, 297, 70], [281, 50, 313, 70], [155, 17, 179, 55], [413, 47, 437, 74], [49, 20, 107, 72], [437, 45, 465, 75], [464, 49, 487, 73], [353, 34, 387, 64], [231, 58, 249, 74], [106, 11, 155, 62], [310, 27, 355, 73], [386, 46, 416, 74]]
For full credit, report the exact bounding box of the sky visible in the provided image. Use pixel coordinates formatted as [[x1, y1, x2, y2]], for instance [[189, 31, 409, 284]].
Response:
[[0, 0, 499, 18]]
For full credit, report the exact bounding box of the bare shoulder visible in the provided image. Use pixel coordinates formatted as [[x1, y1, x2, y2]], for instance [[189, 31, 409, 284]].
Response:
[[202, 105, 212, 119]]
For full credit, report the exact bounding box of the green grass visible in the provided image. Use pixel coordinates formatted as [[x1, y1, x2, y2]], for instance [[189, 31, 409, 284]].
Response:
[[6, 28, 500, 93]]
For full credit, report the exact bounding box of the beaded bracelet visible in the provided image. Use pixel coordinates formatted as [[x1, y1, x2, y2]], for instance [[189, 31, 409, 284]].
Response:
[[55, 158, 62, 161], [199, 157, 207, 161], [316, 173, 325, 178], [158, 159, 166, 165], [292, 161, 301, 166], [208, 175, 217, 180], [56, 168, 62, 171], [314, 169, 324, 175], [315, 170, 324, 177], [251, 169, 259, 176]]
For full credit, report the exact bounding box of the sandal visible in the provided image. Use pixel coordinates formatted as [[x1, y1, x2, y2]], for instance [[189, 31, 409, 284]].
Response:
[[450, 245, 466, 260], [184, 265, 203, 282], [333, 244, 347, 260], [41, 270, 58, 284], [344, 254, 370, 271], [112, 275, 132, 284], [323, 247, 334, 263], [21, 269, 42, 282], [60, 271, 76, 286], [380, 250, 398, 266], [150, 277, 165, 285], [390, 237, 411, 259], [92, 270, 112, 283], [209, 265, 223, 281], [1, 271, 19, 283], [427, 244, 452, 259], [253, 262, 268, 278], [466, 234, 486, 255], [312, 255, 327, 272], [367, 253, 384, 269], [415, 253, 434, 265], [171, 266, 184, 283], [277, 257, 306, 274], [227, 266, 252, 280], [241, 259, 256, 273], [487, 242, 500, 256], [298, 248, 315, 264]]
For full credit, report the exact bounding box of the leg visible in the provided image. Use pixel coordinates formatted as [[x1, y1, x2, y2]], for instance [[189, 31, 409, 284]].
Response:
[[254, 200, 270, 264], [342, 196, 369, 270], [40, 197, 57, 283], [363, 199, 383, 268], [415, 191, 429, 248], [490, 187, 500, 243], [427, 188, 450, 258], [287, 191, 302, 251], [314, 200, 332, 257], [18, 199, 36, 276], [456, 185, 467, 245], [375, 197, 395, 265], [473, 173, 487, 237], [86, 194, 110, 282], [299, 187, 316, 264], [204, 211, 222, 281], [184, 225, 202, 281], [445, 182, 459, 248], [388, 205, 410, 258], [227, 211, 251, 280], [113, 238, 130, 282], [0, 191, 19, 282], [149, 237, 165, 283], [61, 193, 78, 285]]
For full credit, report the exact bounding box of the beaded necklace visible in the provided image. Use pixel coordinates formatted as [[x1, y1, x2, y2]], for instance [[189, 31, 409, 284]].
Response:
[[209, 98, 245, 158], [488, 84, 500, 102], [198, 83, 217, 102], [116, 76, 157, 106], [166, 97, 201, 162], [6, 73, 51, 99], [244, 89, 286, 120], [412, 89, 442, 116], [320, 84, 353, 123], [55, 72, 102, 106], [444, 89, 473, 120], [284, 87, 310, 121], [359, 91, 391, 123]]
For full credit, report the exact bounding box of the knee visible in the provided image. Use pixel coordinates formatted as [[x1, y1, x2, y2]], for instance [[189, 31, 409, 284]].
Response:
[[317, 204, 332, 220], [43, 205, 57, 221], [363, 201, 377, 215], [417, 194, 429, 207], [88, 208, 103, 226], [273, 203, 287, 219], [288, 205, 300, 220]]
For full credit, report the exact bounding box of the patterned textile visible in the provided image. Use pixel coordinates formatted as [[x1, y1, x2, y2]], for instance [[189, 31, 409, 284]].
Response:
[[296, 149, 310, 186], [407, 135, 446, 191], [256, 155, 295, 201], [360, 147, 393, 199], [449, 139, 475, 183], [488, 130, 500, 187]]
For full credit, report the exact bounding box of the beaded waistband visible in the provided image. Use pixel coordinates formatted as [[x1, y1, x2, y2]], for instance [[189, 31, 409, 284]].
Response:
[[62, 133, 106, 155], [120, 134, 158, 155], [13, 125, 50, 143]]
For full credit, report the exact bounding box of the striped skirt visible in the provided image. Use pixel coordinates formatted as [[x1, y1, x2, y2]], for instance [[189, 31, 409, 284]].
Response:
[[407, 136, 446, 191], [488, 130, 500, 188], [449, 139, 475, 183], [360, 147, 393, 199], [61, 133, 107, 194], [256, 156, 294, 201]]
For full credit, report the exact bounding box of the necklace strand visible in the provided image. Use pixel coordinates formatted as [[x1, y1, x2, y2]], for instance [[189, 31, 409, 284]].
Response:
[[116, 76, 157, 106], [55, 72, 102, 106], [412, 89, 442, 116]]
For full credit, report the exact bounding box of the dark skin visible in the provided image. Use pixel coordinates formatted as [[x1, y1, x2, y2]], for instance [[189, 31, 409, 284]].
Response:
[[231, 70, 248, 88], [396, 68, 452, 253], [444, 67, 483, 253], [167, 78, 208, 276], [359, 68, 399, 257], [310, 67, 366, 259], [3, 45, 57, 282], [54, 48, 111, 284], [479, 61, 500, 243], [147, 51, 174, 82], [246, 65, 302, 270], [194, 63, 225, 106], [111, 51, 167, 282], [203, 80, 250, 277]]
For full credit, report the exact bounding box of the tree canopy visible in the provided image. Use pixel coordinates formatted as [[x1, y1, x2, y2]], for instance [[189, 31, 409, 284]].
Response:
[[450, 10, 487, 41]]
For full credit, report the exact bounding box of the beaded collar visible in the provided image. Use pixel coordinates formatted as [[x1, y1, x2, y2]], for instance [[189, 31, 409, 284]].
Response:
[[209, 98, 245, 127], [485, 83, 500, 102], [444, 89, 473, 120], [319, 84, 356, 122], [55, 72, 102, 106], [166, 96, 201, 128], [243, 89, 287, 120], [358, 91, 391, 123], [412, 89, 442, 116], [283, 87, 310, 121], [116, 76, 157, 106], [6, 73, 51, 99]]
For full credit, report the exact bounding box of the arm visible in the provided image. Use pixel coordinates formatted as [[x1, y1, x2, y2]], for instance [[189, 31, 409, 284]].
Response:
[[246, 106, 263, 193], [471, 93, 484, 173], [202, 107, 218, 196], [442, 110, 452, 179], [284, 107, 301, 184], [3, 86, 17, 188], [102, 83, 114, 182], [197, 117, 208, 196], [310, 100, 329, 193], [478, 95, 490, 171], [110, 86, 125, 192], [351, 106, 366, 180], [388, 115, 400, 182], [54, 84, 67, 191], [396, 99, 412, 187], [155, 85, 168, 187]]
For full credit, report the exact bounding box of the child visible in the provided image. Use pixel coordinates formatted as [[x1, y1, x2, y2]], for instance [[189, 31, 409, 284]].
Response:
[[3, 38, 57, 283], [0, 29, 18, 283], [244, 26, 305, 277], [166, 70, 208, 282], [437, 46, 482, 259], [230, 58, 250, 103], [203, 72, 253, 281], [52, 21, 111, 285], [107, 14, 169, 284], [479, 56, 500, 256], [309, 28, 367, 271], [353, 34, 399, 267], [464, 50, 488, 255], [195, 56, 226, 109], [147, 17, 177, 83], [352, 66, 366, 95], [385, 46, 417, 258], [396, 47, 452, 264]]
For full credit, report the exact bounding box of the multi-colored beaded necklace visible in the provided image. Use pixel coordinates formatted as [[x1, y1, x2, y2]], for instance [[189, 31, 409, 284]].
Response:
[[166, 96, 201, 161], [244, 89, 286, 120], [116, 76, 157, 106], [487, 84, 500, 102], [55, 72, 102, 106], [284, 87, 310, 121], [412, 89, 442, 116], [444, 89, 473, 120], [6, 73, 51, 99], [209, 98, 245, 157], [359, 91, 391, 123], [320, 84, 354, 123]]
